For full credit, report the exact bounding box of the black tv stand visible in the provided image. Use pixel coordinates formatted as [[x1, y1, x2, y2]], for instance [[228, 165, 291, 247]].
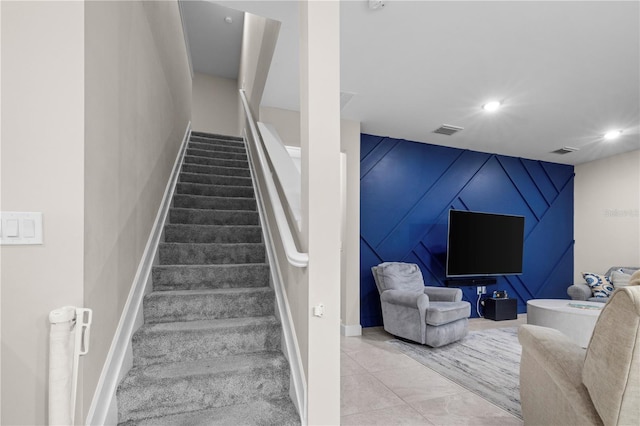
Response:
[[445, 277, 497, 287]]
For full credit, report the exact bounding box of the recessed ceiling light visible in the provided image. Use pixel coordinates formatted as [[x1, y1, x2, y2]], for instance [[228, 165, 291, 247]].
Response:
[[604, 130, 623, 140], [482, 101, 501, 112], [224, 16, 233, 24]]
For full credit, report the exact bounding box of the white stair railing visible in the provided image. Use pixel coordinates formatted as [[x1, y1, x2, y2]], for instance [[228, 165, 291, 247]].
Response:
[[239, 89, 308, 268]]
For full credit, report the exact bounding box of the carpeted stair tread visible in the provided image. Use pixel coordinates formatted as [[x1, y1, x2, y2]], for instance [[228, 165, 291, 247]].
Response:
[[181, 163, 251, 178], [132, 316, 281, 365], [177, 182, 255, 198], [159, 242, 265, 265], [118, 352, 290, 423], [143, 287, 275, 323], [169, 207, 259, 226], [179, 171, 252, 187], [189, 141, 246, 154], [118, 132, 298, 423], [152, 264, 269, 291], [124, 398, 300, 426], [190, 131, 244, 141], [164, 224, 262, 243], [186, 148, 247, 161], [172, 194, 257, 211], [184, 154, 248, 169]]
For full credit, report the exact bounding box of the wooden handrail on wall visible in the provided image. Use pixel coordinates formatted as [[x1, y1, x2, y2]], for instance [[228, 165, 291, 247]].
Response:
[[239, 90, 309, 268]]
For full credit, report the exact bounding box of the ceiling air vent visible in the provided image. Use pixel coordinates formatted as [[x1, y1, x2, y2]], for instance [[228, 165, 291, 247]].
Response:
[[551, 146, 580, 155], [433, 124, 464, 136]]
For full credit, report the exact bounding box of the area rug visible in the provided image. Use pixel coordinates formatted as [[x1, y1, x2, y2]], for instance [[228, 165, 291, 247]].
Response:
[[387, 327, 522, 419]]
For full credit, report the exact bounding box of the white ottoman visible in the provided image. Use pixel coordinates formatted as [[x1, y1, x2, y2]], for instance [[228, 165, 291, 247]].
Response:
[[526, 299, 603, 348]]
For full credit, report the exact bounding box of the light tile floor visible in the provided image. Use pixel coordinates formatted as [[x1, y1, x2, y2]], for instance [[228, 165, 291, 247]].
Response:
[[341, 315, 527, 425]]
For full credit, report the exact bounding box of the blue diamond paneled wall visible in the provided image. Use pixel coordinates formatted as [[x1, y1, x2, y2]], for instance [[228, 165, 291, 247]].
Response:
[[360, 134, 574, 327]]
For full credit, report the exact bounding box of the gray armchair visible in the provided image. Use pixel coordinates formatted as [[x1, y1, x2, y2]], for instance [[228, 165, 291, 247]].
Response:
[[519, 285, 640, 425], [371, 262, 471, 347]]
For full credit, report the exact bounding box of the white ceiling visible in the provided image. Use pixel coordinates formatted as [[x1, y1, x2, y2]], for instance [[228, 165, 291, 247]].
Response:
[[196, 0, 640, 165], [181, 1, 244, 79]]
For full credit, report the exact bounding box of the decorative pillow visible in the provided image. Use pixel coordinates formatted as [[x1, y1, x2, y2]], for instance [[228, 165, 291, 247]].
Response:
[[610, 269, 632, 288], [629, 270, 640, 287], [582, 272, 614, 297]]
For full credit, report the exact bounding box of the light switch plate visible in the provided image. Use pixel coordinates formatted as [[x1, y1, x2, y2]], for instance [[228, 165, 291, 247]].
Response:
[[0, 212, 43, 245]]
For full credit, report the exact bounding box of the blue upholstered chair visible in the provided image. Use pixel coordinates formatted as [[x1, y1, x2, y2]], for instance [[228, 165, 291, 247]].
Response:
[[371, 262, 471, 347]]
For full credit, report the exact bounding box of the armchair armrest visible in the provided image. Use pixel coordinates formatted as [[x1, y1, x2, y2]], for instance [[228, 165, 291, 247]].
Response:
[[518, 325, 601, 424], [567, 283, 591, 301], [381, 289, 429, 308], [424, 286, 462, 302]]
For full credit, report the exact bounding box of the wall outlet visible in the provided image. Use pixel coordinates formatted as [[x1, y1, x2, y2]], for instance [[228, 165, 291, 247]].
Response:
[[477, 286, 482, 295]]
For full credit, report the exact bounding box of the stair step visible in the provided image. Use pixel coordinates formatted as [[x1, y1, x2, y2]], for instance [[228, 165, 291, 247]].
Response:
[[169, 207, 258, 226], [144, 287, 275, 323], [186, 148, 247, 162], [177, 182, 255, 198], [179, 171, 252, 187], [152, 264, 269, 291], [188, 141, 246, 154], [191, 131, 244, 142], [164, 224, 262, 243], [117, 352, 290, 423], [184, 154, 248, 169], [172, 194, 257, 211], [159, 242, 265, 265], [132, 316, 281, 366], [181, 163, 251, 178], [122, 398, 300, 426]]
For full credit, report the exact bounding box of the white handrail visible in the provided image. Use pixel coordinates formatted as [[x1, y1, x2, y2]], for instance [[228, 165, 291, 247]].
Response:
[[239, 90, 309, 268]]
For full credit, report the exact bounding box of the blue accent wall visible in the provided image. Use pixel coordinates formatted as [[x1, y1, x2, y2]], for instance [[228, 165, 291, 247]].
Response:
[[360, 134, 574, 327]]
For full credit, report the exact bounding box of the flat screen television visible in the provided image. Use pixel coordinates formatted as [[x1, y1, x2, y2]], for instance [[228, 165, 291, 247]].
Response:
[[446, 210, 525, 277]]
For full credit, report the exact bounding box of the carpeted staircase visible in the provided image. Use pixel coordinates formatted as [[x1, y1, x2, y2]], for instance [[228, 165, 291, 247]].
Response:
[[117, 131, 300, 425]]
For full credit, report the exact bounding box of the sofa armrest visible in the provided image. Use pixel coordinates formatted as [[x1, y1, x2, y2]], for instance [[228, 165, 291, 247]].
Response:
[[381, 289, 429, 308], [423, 286, 462, 302], [567, 283, 592, 301], [518, 325, 601, 425]]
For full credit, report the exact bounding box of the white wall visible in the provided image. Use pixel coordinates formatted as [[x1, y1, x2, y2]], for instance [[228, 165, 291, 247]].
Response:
[[1, 3, 85, 424], [299, 3, 341, 423], [84, 0, 191, 422], [238, 13, 280, 117], [192, 72, 239, 136], [0, 1, 191, 424], [260, 106, 361, 335], [574, 149, 640, 281]]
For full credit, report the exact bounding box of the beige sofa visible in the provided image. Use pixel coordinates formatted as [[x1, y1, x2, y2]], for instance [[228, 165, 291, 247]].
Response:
[[518, 285, 640, 425]]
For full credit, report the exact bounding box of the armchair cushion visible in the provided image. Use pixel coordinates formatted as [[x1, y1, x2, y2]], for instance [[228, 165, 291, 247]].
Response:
[[426, 301, 471, 326], [375, 262, 424, 292], [610, 270, 632, 288]]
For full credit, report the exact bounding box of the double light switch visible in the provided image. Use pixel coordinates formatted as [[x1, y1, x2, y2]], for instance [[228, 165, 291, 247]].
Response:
[[0, 212, 43, 245]]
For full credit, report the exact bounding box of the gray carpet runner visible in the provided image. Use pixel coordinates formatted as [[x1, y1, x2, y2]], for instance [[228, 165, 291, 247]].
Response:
[[117, 131, 300, 425]]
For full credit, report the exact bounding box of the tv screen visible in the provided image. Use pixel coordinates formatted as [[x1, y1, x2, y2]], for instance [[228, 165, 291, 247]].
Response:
[[446, 210, 525, 277]]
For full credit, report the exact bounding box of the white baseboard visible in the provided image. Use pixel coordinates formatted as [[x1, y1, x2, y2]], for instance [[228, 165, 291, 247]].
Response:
[[85, 122, 191, 425], [341, 323, 362, 337]]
